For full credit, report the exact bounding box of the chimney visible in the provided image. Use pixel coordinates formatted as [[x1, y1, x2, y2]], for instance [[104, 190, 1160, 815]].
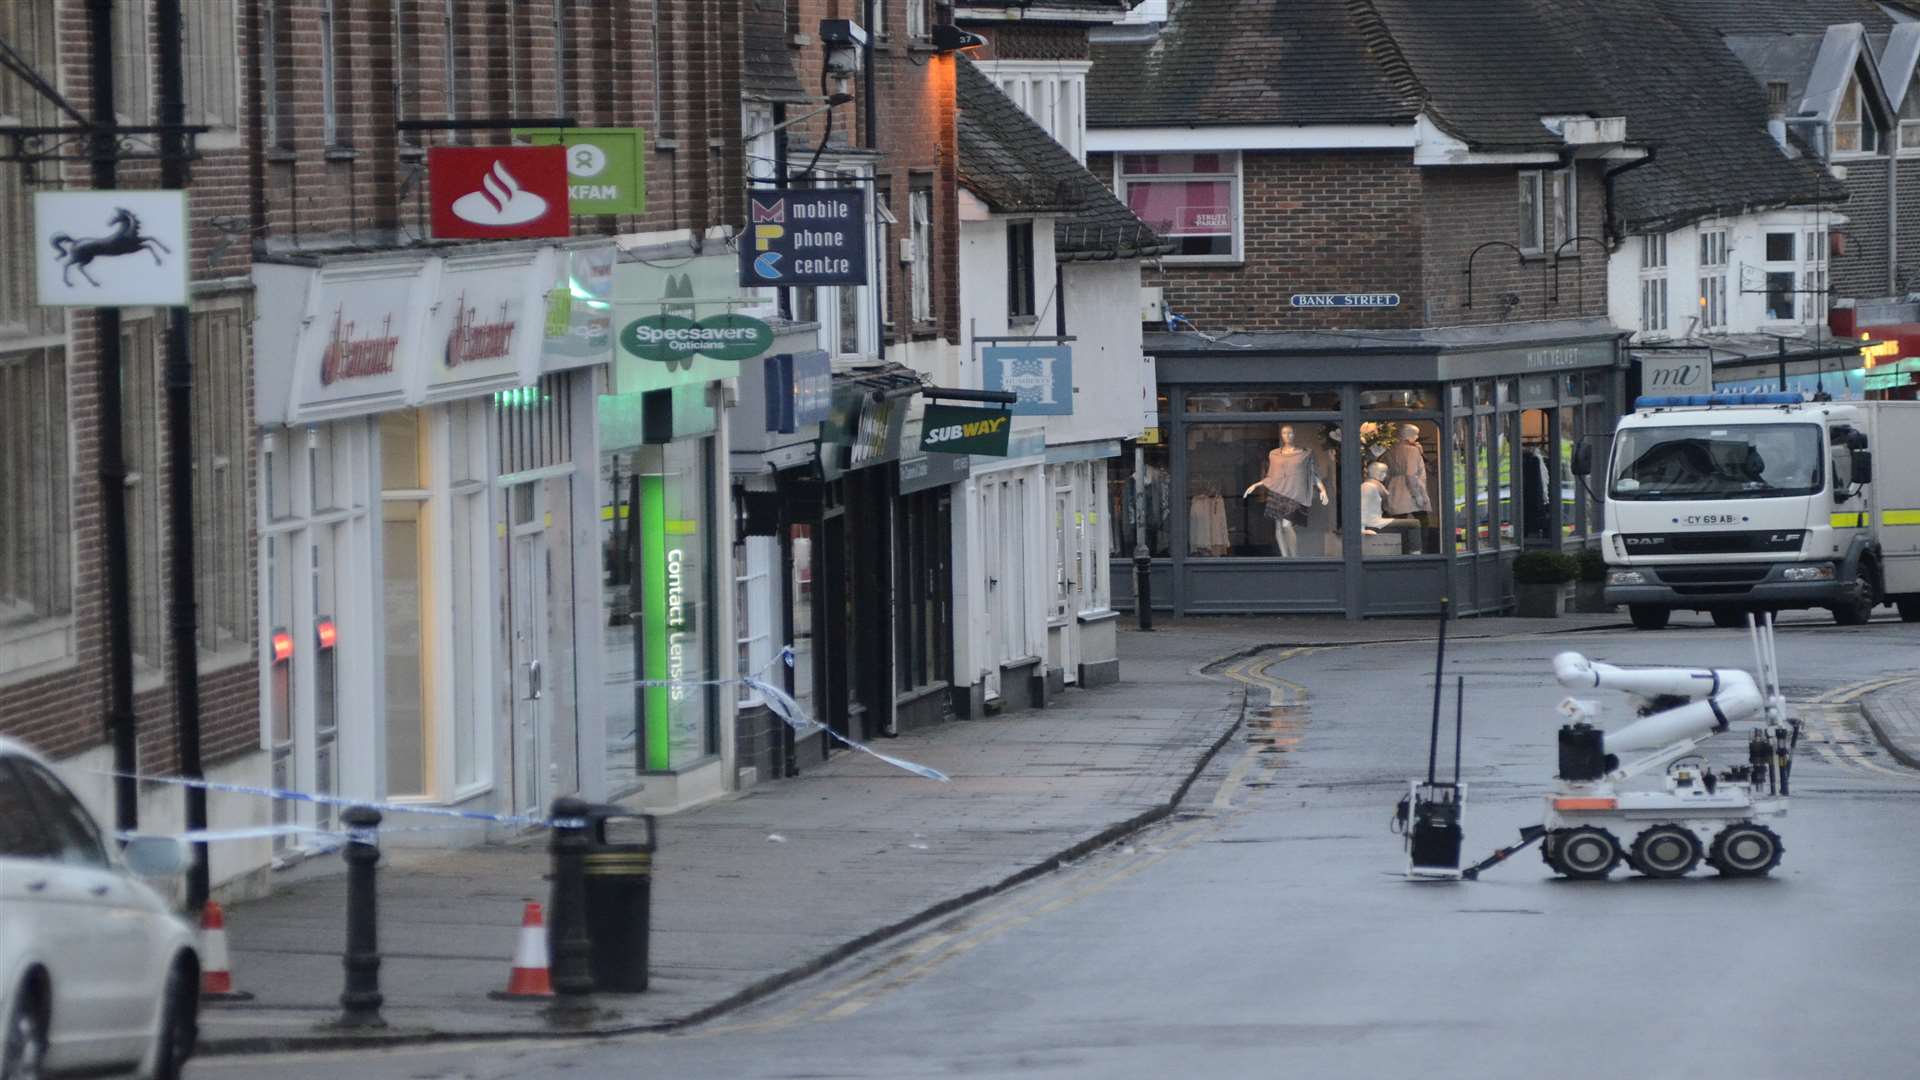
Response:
[[1767, 82, 1791, 152]]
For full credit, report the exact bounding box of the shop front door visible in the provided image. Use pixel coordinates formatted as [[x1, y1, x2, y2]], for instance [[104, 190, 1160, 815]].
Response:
[[505, 477, 580, 817]]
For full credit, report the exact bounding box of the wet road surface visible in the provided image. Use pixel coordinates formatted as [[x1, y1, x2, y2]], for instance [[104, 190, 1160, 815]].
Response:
[[190, 618, 1920, 1079]]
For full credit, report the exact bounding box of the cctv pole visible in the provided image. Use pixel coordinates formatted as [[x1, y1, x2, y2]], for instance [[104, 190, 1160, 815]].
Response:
[[155, 0, 210, 908], [89, 0, 140, 839]]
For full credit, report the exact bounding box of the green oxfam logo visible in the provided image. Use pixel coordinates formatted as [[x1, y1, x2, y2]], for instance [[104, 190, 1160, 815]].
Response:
[[620, 313, 773, 369]]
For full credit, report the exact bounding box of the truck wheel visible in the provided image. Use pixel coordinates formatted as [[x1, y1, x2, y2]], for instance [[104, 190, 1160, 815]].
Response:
[[1629, 605, 1671, 630], [1898, 598, 1920, 623], [1831, 565, 1875, 626], [1709, 609, 1746, 628]]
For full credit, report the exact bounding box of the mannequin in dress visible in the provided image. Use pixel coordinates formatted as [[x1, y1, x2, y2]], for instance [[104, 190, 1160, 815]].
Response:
[[1243, 424, 1328, 557], [1384, 424, 1432, 516]]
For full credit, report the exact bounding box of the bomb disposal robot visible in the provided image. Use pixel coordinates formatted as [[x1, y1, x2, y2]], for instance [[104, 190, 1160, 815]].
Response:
[[1538, 617, 1796, 880]]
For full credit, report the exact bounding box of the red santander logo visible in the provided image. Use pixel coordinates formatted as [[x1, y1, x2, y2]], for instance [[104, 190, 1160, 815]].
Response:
[[429, 146, 571, 239]]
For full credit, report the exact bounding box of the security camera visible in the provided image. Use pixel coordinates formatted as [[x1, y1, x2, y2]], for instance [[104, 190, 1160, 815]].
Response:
[[820, 19, 868, 76]]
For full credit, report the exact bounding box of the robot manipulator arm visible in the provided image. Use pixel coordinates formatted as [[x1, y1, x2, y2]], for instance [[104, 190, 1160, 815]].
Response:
[[1551, 652, 1765, 760]]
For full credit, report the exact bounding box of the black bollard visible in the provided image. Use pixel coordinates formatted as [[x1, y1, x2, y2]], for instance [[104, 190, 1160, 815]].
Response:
[[336, 806, 385, 1029], [546, 797, 595, 1020]]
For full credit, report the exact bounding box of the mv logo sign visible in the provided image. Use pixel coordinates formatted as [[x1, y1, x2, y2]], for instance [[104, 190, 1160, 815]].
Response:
[[750, 198, 787, 281], [1642, 355, 1710, 395]]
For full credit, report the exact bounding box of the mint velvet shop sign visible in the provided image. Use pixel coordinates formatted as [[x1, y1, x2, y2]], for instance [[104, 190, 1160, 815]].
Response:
[[738, 188, 869, 286]]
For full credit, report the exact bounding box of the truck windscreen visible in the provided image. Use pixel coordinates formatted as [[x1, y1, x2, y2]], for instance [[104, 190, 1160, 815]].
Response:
[[1609, 423, 1824, 501]]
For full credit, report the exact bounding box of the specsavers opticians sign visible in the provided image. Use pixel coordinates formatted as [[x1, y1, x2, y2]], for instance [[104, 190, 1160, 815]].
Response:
[[620, 313, 773, 366], [920, 403, 1012, 456]]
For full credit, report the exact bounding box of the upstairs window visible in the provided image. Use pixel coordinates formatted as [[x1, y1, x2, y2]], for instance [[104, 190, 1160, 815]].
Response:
[[1119, 153, 1239, 261], [1556, 167, 1578, 248], [1007, 220, 1036, 320], [1698, 229, 1729, 330], [1834, 75, 1881, 155], [1518, 171, 1545, 254], [1637, 234, 1668, 334], [1900, 81, 1920, 153]]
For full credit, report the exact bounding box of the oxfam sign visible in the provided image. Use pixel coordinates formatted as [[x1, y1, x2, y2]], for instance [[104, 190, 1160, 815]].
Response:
[[620, 312, 773, 369]]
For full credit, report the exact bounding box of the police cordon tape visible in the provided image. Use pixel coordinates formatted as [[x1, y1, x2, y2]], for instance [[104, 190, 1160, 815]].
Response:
[[95, 648, 947, 846]]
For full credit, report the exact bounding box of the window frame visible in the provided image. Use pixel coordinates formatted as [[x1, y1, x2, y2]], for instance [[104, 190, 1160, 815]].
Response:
[[1761, 230, 1801, 323], [1556, 167, 1578, 248], [1115, 152, 1243, 263], [909, 181, 935, 331], [113, 0, 152, 127], [1518, 171, 1545, 255], [1697, 228, 1729, 331], [1833, 74, 1883, 158], [184, 0, 242, 148], [190, 298, 254, 667], [0, 346, 74, 679], [320, 0, 341, 149], [1637, 234, 1668, 334], [1007, 219, 1037, 321]]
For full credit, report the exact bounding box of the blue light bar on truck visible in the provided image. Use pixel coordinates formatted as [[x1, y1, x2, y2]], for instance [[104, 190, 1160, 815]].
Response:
[[1634, 393, 1806, 409]]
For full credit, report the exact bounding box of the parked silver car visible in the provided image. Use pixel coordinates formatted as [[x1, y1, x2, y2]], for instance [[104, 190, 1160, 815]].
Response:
[[0, 737, 198, 1080]]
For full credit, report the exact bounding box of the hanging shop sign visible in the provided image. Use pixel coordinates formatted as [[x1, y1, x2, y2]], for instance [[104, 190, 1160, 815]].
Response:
[[429, 146, 571, 239], [612, 255, 770, 393], [620, 312, 773, 365], [514, 127, 647, 215], [899, 445, 971, 493], [982, 344, 1073, 415], [920, 402, 1012, 457], [737, 187, 868, 287], [1640, 355, 1710, 396], [1289, 292, 1400, 309], [820, 383, 908, 476], [34, 191, 190, 307], [542, 242, 617, 372], [764, 350, 833, 433]]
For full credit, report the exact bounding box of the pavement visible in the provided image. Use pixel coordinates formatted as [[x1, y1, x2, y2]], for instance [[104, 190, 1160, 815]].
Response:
[[1861, 675, 1920, 771], [198, 610, 1635, 1055]]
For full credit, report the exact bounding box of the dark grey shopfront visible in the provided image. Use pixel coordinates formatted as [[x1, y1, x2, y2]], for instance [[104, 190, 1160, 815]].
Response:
[[1111, 322, 1625, 618]]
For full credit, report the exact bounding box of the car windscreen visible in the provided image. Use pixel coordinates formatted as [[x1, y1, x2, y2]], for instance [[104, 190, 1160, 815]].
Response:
[[1609, 422, 1823, 501]]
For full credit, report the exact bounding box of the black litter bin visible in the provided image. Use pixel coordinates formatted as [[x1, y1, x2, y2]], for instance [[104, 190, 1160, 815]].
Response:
[[581, 806, 656, 993]]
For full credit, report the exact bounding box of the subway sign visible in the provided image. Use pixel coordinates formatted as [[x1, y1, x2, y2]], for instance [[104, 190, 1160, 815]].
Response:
[[920, 402, 1011, 456]]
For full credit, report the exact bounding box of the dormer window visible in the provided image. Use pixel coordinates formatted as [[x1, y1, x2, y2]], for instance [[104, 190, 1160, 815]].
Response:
[[1835, 75, 1881, 155], [1899, 80, 1920, 153]]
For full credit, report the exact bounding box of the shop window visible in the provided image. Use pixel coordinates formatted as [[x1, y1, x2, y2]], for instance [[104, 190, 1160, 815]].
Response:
[[1559, 405, 1584, 539], [734, 536, 774, 707], [0, 347, 72, 676], [380, 410, 429, 797], [895, 488, 952, 694], [615, 438, 718, 773], [1359, 387, 1438, 412], [1119, 152, 1239, 260], [1187, 422, 1342, 558], [1451, 416, 1475, 554], [1520, 410, 1554, 541], [1357, 416, 1441, 558], [1183, 388, 1340, 413], [1110, 438, 1171, 559], [788, 522, 817, 724], [1496, 412, 1519, 548]]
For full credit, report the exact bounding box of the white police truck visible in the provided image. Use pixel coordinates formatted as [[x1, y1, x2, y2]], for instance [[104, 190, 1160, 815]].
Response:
[[1579, 393, 1920, 630]]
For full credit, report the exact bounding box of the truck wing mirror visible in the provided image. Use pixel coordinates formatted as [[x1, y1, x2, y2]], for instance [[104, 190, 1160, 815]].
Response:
[[1571, 442, 1592, 477], [1852, 448, 1873, 485]]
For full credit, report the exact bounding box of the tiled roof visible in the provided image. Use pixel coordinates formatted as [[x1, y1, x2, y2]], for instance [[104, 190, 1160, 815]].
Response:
[[1658, 0, 1896, 34], [1087, 0, 1420, 129], [1368, 0, 1621, 151], [1583, 0, 1845, 233], [744, 0, 810, 104], [956, 59, 1172, 259]]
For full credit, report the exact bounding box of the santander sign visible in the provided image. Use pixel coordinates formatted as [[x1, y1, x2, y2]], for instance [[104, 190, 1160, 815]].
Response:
[[429, 146, 570, 239]]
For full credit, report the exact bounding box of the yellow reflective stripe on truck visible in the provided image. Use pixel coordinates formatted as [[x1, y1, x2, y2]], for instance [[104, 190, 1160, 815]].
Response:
[[1831, 511, 1868, 528], [1881, 509, 1920, 526]]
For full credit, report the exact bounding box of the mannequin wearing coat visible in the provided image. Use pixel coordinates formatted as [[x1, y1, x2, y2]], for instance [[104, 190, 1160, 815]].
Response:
[[1243, 424, 1328, 557], [1383, 424, 1432, 516]]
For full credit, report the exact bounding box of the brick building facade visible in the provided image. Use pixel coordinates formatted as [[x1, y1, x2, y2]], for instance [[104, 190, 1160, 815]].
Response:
[[0, 0, 265, 894]]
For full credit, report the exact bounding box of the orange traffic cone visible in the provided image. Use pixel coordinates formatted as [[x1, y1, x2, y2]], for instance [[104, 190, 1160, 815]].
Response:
[[489, 902, 553, 1000], [198, 902, 253, 1001]]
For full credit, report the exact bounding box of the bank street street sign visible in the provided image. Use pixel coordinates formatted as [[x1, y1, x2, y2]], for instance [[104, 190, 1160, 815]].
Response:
[[920, 402, 1012, 456], [515, 127, 647, 215], [35, 190, 190, 306], [738, 187, 868, 287], [1289, 292, 1400, 308]]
